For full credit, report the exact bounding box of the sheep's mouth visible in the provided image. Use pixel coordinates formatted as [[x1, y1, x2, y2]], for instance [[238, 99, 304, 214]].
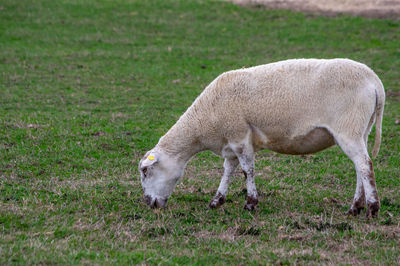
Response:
[[144, 195, 168, 208]]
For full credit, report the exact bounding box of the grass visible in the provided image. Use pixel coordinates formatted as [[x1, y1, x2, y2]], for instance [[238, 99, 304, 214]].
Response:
[[0, 0, 399, 264]]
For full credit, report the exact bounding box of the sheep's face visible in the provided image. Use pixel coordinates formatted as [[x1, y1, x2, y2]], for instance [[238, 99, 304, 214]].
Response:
[[139, 149, 184, 208]]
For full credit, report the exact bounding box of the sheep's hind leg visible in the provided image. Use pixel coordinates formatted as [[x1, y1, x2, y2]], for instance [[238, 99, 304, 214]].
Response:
[[335, 135, 379, 218], [347, 176, 365, 216], [209, 158, 239, 208]]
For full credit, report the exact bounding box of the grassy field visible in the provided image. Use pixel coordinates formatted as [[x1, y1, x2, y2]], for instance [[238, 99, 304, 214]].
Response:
[[1, 0, 399, 264]]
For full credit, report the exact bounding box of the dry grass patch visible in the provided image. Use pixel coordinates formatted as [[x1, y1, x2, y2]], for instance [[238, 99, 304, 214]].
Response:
[[231, 0, 400, 19]]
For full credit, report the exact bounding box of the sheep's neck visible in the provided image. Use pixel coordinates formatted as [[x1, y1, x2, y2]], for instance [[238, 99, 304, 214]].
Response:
[[157, 118, 203, 163]]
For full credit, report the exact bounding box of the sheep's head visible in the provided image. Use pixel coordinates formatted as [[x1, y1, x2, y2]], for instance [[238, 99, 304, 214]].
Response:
[[139, 149, 184, 208]]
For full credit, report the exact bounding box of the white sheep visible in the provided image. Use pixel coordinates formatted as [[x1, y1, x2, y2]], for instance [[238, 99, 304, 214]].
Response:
[[139, 58, 385, 218]]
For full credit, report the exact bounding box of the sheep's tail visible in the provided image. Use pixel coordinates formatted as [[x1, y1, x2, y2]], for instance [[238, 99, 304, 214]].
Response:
[[372, 79, 385, 158]]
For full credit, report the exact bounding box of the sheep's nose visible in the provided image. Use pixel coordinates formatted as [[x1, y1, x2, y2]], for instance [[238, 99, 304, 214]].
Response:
[[154, 198, 168, 208]]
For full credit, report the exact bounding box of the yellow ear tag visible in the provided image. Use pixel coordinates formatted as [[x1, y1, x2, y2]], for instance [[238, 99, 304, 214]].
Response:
[[147, 155, 155, 161]]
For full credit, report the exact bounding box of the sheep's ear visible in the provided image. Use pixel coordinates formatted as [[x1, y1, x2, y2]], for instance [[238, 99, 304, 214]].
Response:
[[141, 154, 158, 168]]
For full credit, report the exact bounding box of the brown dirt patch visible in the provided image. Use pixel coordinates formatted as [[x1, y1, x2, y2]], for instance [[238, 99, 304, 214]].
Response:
[[231, 0, 400, 19]]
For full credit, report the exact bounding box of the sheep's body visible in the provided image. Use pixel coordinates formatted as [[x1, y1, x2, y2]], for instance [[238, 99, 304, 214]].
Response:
[[140, 58, 385, 217]]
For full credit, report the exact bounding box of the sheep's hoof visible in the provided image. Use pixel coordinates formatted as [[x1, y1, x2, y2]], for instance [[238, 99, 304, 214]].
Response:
[[366, 202, 379, 219], [243, 196, 258, 211], [209, 192, 225, 209], [346, 206, 364, 216]]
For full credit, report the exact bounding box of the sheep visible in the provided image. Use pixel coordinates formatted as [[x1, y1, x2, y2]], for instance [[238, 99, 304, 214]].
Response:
[[139, 58, 385, 218]]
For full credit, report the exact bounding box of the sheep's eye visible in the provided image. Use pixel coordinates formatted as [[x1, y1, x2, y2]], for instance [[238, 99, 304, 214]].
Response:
[[142, 167, 148, 177]]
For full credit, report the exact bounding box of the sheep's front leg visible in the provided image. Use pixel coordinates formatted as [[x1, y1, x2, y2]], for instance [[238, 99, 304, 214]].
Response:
[[209, 158, 239, 208], [234, 145, 258, 211]]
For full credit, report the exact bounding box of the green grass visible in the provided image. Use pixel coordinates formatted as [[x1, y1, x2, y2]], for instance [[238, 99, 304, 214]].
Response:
[[1, 0, 399, 264]]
